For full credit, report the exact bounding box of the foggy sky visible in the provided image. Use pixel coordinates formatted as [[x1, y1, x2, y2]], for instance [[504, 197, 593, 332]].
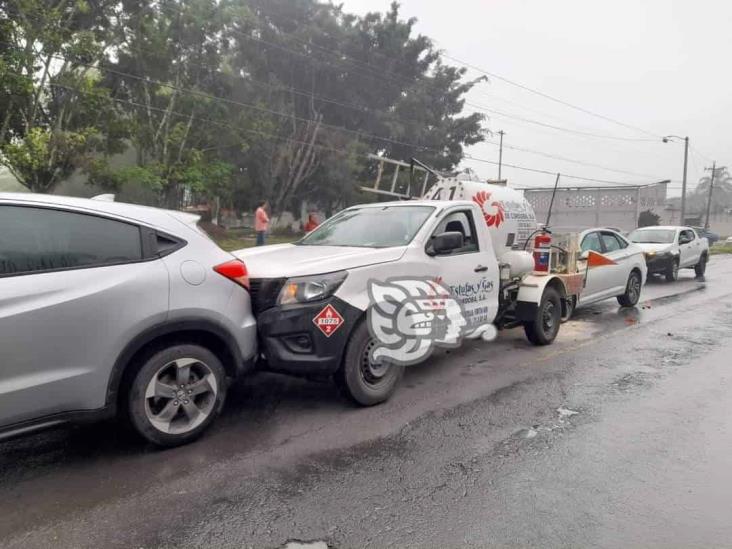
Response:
[[341, 0, 731, 195]]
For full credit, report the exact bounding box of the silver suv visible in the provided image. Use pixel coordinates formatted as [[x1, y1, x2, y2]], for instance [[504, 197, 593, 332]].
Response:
[[0, 193, 257, 446]]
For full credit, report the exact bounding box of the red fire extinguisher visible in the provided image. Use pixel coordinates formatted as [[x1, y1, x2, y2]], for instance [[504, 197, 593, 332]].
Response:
[[533, 233, 552, 272]]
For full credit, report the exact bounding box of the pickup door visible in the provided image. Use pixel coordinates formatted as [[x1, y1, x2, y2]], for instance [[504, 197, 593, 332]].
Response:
[[679, 228, 701, 267], [425, 207, 500, 330]]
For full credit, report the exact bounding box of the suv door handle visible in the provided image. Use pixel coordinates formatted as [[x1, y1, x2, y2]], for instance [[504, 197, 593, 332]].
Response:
[[474, 265, 489, 272]]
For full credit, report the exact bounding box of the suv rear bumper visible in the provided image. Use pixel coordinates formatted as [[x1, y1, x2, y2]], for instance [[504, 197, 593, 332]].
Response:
[[256, 297, 362, 377]]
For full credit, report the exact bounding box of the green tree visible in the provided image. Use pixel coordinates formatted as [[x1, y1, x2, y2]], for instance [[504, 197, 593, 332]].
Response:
[[638, 209, 660, 227], [0, 0, 126, 192], [2, 0, 488, 213], [104, 0, 272, 207], [682, 167, 732, 216], [226, 0, 485, 213]]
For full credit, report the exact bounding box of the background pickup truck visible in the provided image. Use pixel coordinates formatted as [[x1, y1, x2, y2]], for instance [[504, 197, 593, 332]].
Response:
[[628, 225, 709, 281]]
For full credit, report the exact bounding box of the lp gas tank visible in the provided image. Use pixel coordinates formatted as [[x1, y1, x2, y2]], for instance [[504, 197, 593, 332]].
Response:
[[425, 178, 538, 258]]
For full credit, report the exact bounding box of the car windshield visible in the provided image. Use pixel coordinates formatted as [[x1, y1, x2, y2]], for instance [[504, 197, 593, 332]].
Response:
[[628, 229, 676, 244], [297, 205, 434, 248]]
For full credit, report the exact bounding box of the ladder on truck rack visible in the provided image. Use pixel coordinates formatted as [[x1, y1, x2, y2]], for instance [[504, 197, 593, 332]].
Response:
[[360, 155, 508, 200], [360, 154, 433, 200]]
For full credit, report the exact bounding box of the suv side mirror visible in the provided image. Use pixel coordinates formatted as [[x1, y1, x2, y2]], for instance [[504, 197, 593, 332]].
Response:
[[579, 250, 590, 260], [427, 231, 464, 256]]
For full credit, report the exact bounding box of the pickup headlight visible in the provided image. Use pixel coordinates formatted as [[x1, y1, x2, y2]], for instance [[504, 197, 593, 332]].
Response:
[[645, 250, 676, 258], [277, 271, 348, 305]]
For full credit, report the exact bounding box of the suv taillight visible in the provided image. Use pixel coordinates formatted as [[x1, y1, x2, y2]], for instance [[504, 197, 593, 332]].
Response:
[[214, 259, 249, 289]]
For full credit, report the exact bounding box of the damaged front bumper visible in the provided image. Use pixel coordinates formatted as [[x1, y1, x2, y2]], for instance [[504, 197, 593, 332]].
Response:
[[644, 252, 676, 275], [255, 297, 362, 378]]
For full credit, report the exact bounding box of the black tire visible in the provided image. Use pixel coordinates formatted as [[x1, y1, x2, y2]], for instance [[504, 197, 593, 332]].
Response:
[[561, 295, 576, 323], [335, 321, 403, 406], [665, 258, 679, 282], [617, 270, 642, 307], [523, 287, 562, 346], [694, 253, 708, 277], [126, 344, 226, 447]]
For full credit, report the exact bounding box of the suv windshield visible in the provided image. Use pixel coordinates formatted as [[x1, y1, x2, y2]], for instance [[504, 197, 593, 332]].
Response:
[[298, 205, 434, 248], [628, 228, 676, 244]]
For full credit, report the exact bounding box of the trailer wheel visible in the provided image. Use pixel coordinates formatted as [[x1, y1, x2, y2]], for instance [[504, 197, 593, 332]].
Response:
[[335, 321, 404, 406], [523, 287, 561, 346], [561, 295, 576, 323], [694, 253, 708, 278]]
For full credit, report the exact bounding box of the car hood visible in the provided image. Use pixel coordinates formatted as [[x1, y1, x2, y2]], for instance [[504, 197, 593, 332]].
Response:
[[233, 243, 407, 278], [635, 243, 674, 253]]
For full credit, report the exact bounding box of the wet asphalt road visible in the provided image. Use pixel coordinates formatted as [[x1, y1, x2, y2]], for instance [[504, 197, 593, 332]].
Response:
[[2, 258, 732, 548]]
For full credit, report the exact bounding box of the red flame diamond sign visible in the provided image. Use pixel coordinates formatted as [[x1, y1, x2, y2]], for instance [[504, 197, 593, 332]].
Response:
[[472, 191, 506, 228], [313, 304, 345, 337]]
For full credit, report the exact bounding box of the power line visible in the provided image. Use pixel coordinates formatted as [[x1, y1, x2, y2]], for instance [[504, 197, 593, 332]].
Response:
[[239, 2, 684, 150], [23, 50, 670, 184], [481, 138, 666, 179], [34, 53, 443, 153], [239, 17, 667, 145], [465, 102, 659, 142], [6, 12, 675, 151], [48, 82, 356, 157], [13, 6, 683, 154], [464, 155, 656, 186], [157, 2, 668, 147], [45, 80, 660, 188], [690, 143, 714, 163], [441, 52, 664, 140], [4, 34, 444, 133]]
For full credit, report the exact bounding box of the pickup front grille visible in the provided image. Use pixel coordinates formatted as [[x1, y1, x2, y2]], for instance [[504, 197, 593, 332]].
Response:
[[248, 278, 286, 314]]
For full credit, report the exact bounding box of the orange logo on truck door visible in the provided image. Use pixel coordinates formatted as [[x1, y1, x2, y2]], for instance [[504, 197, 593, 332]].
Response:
[[472, 191, 505, 228], [313, 304, 345, 337]]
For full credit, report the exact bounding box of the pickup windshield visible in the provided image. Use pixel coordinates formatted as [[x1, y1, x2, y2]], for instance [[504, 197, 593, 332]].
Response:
[[298, 205, 435, 248], [628, 229, 676, 244]]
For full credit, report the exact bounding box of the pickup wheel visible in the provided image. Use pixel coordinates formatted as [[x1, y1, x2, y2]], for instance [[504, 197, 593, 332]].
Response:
[[335, 321, 404, 406], [665, 258, 680, 282], [694, 253, 708, 277], [617, 270, 642, 307], [523, 287, 561, 346]]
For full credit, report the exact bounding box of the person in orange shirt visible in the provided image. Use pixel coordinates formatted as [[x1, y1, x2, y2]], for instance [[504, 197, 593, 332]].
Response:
[[303, 212, 320, 233], [254, 200, 270, 246]]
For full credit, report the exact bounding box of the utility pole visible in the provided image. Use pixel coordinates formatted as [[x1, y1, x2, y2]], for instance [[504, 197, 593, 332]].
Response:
[[680, 136, 689, 224], [497, 130, 505, 180], [704, 162, 722, 229], [662, 135, 690, 224]]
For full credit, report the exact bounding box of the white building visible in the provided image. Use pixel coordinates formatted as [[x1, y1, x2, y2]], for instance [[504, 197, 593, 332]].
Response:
[[523, 181, 669, 231]]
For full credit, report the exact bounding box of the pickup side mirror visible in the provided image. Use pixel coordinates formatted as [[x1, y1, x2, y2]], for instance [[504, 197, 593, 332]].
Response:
[[679, 235, 691, 245], [427, 231, 464, 256]]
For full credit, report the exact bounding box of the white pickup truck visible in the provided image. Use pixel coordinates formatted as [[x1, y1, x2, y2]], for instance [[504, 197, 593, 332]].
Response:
[[236, 182, 584, 405], [627, 225, 709, 281]]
